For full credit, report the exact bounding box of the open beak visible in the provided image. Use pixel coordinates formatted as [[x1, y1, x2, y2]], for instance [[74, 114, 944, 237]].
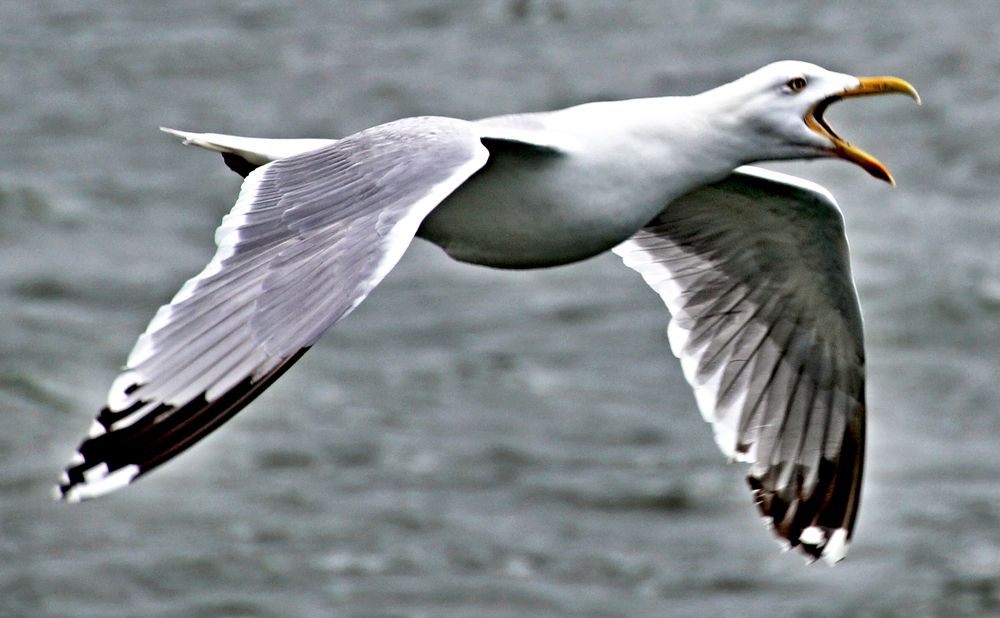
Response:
[[804, 76, 921, 185]]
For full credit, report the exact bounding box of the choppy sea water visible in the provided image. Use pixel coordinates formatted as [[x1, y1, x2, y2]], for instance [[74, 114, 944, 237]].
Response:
[[2, 1, 999, 616]]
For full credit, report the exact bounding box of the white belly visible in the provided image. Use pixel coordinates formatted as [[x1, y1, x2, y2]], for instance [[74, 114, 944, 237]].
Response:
[[417, 142, 689, 269]]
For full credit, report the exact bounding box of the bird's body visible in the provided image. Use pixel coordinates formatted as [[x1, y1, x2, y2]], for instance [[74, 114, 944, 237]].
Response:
[[56, 61, 919, 565], [423, 99, 732, 268]]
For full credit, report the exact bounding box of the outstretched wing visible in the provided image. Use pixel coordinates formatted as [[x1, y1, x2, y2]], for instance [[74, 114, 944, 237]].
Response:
[[57, 116, 488, 502], [613, 166, 866, 564]]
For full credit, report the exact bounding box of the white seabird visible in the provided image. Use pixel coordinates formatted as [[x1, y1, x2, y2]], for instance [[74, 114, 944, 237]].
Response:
[[55, 61, 919, 565]]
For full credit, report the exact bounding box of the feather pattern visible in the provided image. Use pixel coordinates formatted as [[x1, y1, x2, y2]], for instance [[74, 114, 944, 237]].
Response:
[[613, 165, 866, 564], [57, 117, 489, 502]]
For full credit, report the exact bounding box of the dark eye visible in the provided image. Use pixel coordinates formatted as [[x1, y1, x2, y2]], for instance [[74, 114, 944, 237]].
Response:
[[786, 76, 808, 92]]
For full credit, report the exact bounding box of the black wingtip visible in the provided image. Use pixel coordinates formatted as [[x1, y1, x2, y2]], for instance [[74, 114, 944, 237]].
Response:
[[747, 402, 865, 565], [56, 348, 311, 502]]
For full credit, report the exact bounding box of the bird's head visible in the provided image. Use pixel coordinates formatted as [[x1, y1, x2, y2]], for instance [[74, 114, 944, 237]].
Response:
[[719, 60, 920, 185]]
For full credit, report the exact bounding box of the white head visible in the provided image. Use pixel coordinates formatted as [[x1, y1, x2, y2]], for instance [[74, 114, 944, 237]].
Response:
[[707, 60, 920, 184]]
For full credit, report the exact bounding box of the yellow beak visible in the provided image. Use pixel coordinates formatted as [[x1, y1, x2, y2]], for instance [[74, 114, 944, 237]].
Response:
[[804, 76, 921, 185]]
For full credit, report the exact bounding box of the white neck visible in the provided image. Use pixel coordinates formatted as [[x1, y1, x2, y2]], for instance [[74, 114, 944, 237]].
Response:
[[557, 94, 754, 198]]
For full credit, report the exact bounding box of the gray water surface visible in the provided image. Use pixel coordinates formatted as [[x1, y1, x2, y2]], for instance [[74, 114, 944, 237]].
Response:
[[3, 2, 999, 616]]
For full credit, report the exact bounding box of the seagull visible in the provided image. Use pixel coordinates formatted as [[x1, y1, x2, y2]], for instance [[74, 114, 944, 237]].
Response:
[[55, 61, 919, 565]]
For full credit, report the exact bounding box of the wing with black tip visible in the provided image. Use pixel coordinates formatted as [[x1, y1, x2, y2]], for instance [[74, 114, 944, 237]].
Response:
[[56, 117, 488, 502], [613, 165, 866, 564]]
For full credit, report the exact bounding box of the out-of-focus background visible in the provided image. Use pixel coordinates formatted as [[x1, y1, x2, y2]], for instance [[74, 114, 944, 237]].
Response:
[[2, 1, 998, 616]]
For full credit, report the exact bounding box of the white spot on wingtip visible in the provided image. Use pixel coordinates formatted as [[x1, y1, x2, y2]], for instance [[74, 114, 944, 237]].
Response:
[[69, 451, 85, 466], [87, 420, 106, 438], [83, 462, 109, 483], [821, 528, 849, 565], [110, 409, 148, 432], [799, 525, 825, 546], [66, 464, 140, 502]]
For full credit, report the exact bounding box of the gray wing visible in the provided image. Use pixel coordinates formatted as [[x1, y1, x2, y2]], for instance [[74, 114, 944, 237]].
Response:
[[612, 165, 866, 565], [57, 116, 488, 502]]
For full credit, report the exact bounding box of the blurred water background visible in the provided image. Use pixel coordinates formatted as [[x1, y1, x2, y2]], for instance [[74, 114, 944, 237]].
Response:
[[2, 1, 999, 616]]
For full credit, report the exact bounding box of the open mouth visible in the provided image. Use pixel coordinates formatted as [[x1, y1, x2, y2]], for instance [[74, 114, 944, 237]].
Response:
[[804, 76, 920, 185], [808, 96, 844, 141]]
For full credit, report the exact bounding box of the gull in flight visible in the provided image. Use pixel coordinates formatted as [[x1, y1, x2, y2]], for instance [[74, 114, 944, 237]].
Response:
[[55, 61, 919, 565]]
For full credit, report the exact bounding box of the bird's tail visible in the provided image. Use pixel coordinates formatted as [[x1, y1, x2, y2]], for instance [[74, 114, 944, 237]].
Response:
[[160, 127, 335, 177]]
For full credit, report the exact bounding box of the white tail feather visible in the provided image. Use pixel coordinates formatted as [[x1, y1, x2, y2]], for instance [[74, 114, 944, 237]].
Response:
[[159, 127, 335, 165]]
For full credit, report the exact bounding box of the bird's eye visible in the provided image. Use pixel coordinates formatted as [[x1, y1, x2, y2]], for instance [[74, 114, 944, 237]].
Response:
[[786, 77, 808, 92]]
